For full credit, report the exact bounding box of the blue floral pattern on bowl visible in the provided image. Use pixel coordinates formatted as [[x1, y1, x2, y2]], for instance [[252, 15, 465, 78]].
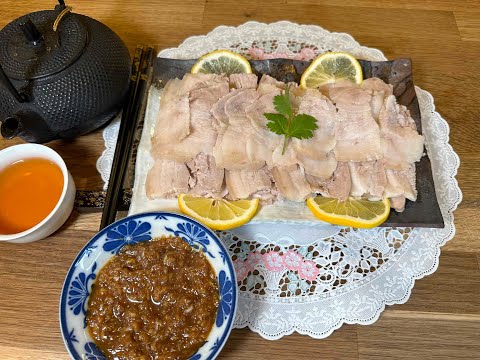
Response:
[[60, 212, 237, 360], [165, 222, 214, 257], [103, 219, 152, 254], [216, 271, 234, 327], [67, 262, 97, 317]]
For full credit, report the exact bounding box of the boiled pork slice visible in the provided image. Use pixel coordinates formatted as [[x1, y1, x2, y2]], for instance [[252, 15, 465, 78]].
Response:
[[257, 74, 286, 94], [361, 77, 394, 120], [299, 151, 338, 180], [329, 84, 383, 162], [276, 89, 338, 176], [293, 89, 337, 157], [146, 159, 190, 199], [225, 166, 276, 202], [151, 74, 229, 163], [384, 165, 417, 212], [152, 79, 190, 144], [348, 161, 387, 200], [361, 77, 394, 94], [152, 73, 228, 145], [379, 95, 424, 170], [211, 88, 246, 130], [229, 73, 258, 89], [389, 196, 407, 212], [213, 89, 271, 170], [245, 89, 281, 135], [244, 90, 287, 168], [187, 153, 225, 197], [271, 165, 313, 201], [306, 162, 352, 201]]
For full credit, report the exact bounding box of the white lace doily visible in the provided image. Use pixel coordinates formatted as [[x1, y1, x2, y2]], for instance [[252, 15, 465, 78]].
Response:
[[96, 21, 462, 339]]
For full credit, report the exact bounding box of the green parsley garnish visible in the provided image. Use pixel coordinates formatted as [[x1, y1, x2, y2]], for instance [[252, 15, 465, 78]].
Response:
[[264, 86, 318, 155]]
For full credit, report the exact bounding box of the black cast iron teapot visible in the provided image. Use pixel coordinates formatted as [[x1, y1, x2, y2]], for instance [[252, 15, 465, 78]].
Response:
[[0, 1, 131, 143]]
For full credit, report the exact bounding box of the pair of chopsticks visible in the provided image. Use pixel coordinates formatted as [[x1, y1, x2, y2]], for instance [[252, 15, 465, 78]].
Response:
[[100, 45, 154, 230]]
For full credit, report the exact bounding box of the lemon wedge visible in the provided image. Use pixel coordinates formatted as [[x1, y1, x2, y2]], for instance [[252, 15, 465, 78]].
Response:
[[300, 52, 363, 89], [191, 49, 252, 76], [306, 196, 390, 228], [178, 194, 259, 230]]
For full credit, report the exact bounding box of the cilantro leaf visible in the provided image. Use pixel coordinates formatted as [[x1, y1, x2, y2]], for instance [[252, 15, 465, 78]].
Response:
[[289, 114, 318, 139], [264, 113, 288, 135], [263, 85, 318, 155], [273, 86, 293, 117]]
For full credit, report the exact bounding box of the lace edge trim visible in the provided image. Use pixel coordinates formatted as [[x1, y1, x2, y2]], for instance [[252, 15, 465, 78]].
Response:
[[158, 20, 387, 61]]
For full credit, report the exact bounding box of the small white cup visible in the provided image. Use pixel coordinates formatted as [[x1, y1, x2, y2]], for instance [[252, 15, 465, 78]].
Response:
[[0, 144, 76, 243]]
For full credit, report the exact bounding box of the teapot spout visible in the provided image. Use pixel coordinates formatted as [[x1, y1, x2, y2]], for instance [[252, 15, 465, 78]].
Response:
[[1, 112, 54, 143], [0, 116, 22, 139]]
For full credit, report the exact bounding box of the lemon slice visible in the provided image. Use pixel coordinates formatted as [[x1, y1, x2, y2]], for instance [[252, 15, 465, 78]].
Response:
[[306, 196, 390, 228], [191, 50, 252, 76], [178, 194, 259, 230], [300, 52, 363, 89]]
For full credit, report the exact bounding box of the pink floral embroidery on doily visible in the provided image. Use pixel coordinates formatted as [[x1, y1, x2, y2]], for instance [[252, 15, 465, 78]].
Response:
[[298, 260, 319, 281], [234, 249, 320, 282], [263, 251, 284, 271], [248, 46, 318, 61], [233, 259, 251, 281], [283, 250, 304, 271], [249, 47, 265, 59], [245, 252, 263, 269]]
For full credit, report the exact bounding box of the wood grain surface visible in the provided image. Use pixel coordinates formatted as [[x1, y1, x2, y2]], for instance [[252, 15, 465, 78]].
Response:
[[0, 1, 479, 359]]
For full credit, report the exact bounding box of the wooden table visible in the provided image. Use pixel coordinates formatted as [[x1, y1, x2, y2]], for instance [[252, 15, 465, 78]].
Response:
[[1, 0, 479, 359]]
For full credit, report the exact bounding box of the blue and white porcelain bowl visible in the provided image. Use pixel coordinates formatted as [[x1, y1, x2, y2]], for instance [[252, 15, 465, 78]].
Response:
[[60, 212, 237, 360]]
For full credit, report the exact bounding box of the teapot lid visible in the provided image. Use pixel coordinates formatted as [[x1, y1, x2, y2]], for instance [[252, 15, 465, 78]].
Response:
[[0, 6, 87, 80]]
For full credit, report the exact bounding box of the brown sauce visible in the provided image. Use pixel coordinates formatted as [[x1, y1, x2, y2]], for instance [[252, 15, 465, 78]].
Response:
[[87, 236, 219, 360]]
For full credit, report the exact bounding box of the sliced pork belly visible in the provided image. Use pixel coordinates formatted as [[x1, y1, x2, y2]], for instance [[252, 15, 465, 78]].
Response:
[[153, 76, 229, 162], [245, 83, 338, 171], [223, 89, 261, 123], [245, 91, 283, 157], [361, 77, 393, 94], [225, 167, 276, 202], [229, 73, 258, 89], [146, 159, 190, 199], [257, 74, 285, 94], [299, 152, 338, 179], [329, 84, 383, 162], [153, 80, 191, 144], [306, 162, 351, 201], [213, 89, 272, 169], [153, 73, 229, 145], [390, 196, 406, 212], [385, 165, 417, 212], [348, 161, 387, 200], [245, 90, 280, 131], [214, 128, 271, 170], [211, 88, 245, 130], [379, 95, 424, 170], [361, 78, 394, 120], [385, 165, 417, 201], [288, 89, 337, 161], [271, 165, 313, 201], [187, 153, 225, 197], [268, 140, 299, 169]]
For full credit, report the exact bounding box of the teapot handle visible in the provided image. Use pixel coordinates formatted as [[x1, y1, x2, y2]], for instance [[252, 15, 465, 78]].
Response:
[[0, 63, 28, 103]]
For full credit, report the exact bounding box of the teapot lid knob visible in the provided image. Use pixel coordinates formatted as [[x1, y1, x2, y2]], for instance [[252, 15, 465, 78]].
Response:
[[0, 4, 87, 81], [18, 19, 43, 46]]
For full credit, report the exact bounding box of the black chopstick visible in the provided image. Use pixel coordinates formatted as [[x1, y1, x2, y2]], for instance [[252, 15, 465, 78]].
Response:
[[100, 45, 153, 229]]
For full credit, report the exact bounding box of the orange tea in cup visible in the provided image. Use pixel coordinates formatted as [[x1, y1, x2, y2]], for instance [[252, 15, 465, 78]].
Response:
[[0, 158, 64, 234]]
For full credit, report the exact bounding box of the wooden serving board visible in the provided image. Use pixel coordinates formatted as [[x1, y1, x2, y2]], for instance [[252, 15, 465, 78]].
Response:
[[146, 57, 444, 228]]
